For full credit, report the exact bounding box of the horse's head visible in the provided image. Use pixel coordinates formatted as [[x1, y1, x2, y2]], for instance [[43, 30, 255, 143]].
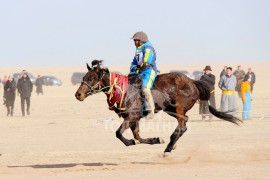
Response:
[[75, 60, 108, 101]]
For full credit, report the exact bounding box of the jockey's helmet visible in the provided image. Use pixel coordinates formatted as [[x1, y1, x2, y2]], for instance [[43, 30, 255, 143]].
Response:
[[131, 31, 148, 43]]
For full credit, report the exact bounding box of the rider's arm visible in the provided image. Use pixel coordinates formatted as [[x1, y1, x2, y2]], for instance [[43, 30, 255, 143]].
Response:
[[130, 56, 139, 73]]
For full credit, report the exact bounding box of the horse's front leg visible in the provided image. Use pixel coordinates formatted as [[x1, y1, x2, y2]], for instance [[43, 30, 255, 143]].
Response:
[[115, 120, 136, 146], [130, 121, 165, 145]]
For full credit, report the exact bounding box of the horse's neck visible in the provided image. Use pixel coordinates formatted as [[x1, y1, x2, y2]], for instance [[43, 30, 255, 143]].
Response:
[[101, 71, 111, 88]]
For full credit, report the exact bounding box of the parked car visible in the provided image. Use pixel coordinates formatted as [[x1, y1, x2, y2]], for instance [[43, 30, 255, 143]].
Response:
[[169, 70, 194, 79], [192, 70, 204, 80], [41, 76, 62, 86], [71, 72, 86, 85], [13, 72, 36, 84]]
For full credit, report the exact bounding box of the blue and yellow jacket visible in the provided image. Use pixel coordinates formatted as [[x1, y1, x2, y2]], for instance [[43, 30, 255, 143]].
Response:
[[130, 41, 157, 73]]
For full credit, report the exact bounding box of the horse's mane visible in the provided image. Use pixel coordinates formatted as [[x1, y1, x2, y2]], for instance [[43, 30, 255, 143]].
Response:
[[91, 60, 109, 73], [92, 60, 103, 67]]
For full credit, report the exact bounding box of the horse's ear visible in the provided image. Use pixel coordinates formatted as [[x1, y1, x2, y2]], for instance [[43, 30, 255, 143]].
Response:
[[86, 63, 91, 71]]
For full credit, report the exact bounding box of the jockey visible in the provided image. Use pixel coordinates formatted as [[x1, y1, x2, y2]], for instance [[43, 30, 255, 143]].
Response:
[[130, 31, 157, 119]]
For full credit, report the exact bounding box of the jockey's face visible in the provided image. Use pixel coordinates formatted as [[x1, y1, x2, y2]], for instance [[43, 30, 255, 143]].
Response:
[[134, 39, 140, 48]]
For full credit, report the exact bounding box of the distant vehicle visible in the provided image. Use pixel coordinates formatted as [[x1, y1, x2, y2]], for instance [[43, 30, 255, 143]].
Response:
[[169, 70, 194, 79], [71, 72, 86, 85], [41, 76, 62, 86], [192, 70, 204, 80], [13, 72, 36, 84]]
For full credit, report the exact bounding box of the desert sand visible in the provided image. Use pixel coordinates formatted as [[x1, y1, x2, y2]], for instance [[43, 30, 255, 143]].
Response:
[[0, 62, 270, 180]]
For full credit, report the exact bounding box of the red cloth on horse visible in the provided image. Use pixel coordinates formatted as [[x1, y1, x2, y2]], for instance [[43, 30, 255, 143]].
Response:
[[105, 72, 128, 110]]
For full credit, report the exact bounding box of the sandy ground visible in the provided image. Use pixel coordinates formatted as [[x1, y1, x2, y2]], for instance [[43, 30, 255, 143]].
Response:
[[0, 62, 270, 180]]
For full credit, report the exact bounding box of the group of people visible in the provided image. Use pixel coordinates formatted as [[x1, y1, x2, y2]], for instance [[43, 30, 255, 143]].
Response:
[[2, 71, 44, 117], [199, 65, 256, 121]]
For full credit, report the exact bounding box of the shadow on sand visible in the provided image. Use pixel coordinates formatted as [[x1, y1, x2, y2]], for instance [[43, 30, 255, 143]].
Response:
[[8, 162, 118, 169]]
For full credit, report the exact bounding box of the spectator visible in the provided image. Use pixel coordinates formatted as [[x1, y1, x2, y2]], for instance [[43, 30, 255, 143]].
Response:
[[218, 67, 238, 112], [241, 74, 252, 120], [219, 66, 227, 78], [233, 65, 245, 80], [3, 76, 16, 116], [35, 75, 44, 95], [17, 70, 33, 116], [246, 68, 256, 93], [199, 65, 216, 121], [233, 65, 246, 97], [2, 76, 8, 86]]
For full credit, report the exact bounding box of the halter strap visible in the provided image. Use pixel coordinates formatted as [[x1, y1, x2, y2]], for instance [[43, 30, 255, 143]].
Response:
[[82, 71, 112, 95]]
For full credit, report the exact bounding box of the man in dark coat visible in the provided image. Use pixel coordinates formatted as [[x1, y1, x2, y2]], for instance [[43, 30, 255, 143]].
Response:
[[17, 70, 33, 116], [35, 75, 44, 95], [246, 68, 256, 93], [199, 65, 216, 120], [219, 66, 227, 78], [233, 65, 245, 97], [3, 76, 16, 116]]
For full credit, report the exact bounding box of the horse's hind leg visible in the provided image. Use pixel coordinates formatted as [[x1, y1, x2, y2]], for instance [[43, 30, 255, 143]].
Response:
[[130, 122, 165, 145], [116, 120, 136, 146], [164, 114, 188, 154]]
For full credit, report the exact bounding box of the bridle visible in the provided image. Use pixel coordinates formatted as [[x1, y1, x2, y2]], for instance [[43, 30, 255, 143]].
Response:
[[82, 71, 110, 95]]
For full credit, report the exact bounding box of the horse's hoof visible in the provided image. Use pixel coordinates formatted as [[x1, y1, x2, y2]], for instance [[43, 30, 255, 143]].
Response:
[[133, 139, 140, 145], [173, 144, 177, 150], [163, 152, 172, 157], [159, 137, 165, 144]]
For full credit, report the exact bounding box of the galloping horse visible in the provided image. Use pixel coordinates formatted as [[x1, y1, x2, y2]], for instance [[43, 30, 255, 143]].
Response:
[[75, 60, 242, 155]]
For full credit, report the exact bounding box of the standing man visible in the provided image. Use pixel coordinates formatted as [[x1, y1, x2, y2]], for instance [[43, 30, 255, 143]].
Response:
[[35, 75, 44, 95], [218, 67, 238, 112], [220, 66, 227, 78], [233, 65, 245, 80], [130, 31, 157, 119], [246, 68, 256, 93], [199, 66, 216, 120], [17, 70, 33, 116], [3, 76, 16, 116], [233, 65, 245, 97]]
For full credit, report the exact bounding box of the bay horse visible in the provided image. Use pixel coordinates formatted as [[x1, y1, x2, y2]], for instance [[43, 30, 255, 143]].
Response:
[[75, 60, 242, 155]]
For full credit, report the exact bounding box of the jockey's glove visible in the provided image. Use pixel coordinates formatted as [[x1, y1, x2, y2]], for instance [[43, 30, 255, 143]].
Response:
[[140, 62, 151, 71], [131, 66, 139, 73]]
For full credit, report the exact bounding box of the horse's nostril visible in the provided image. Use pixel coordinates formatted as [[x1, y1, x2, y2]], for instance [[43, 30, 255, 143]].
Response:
[[76, 92, 81, 98]]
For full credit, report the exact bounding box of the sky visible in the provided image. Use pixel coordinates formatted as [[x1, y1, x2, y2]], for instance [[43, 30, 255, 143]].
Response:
[[0, 0, 270, 67]]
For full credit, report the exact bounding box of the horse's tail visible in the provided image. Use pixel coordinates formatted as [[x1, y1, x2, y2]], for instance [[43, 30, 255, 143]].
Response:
[[194, 80, 243, 125], [193, 80, 211, 101]]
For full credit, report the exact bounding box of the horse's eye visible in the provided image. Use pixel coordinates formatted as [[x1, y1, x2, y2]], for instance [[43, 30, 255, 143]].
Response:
[[89, 77, 95, 81]]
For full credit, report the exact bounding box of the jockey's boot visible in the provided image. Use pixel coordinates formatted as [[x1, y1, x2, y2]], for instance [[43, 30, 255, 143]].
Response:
[[142, 88, 155, 119]]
